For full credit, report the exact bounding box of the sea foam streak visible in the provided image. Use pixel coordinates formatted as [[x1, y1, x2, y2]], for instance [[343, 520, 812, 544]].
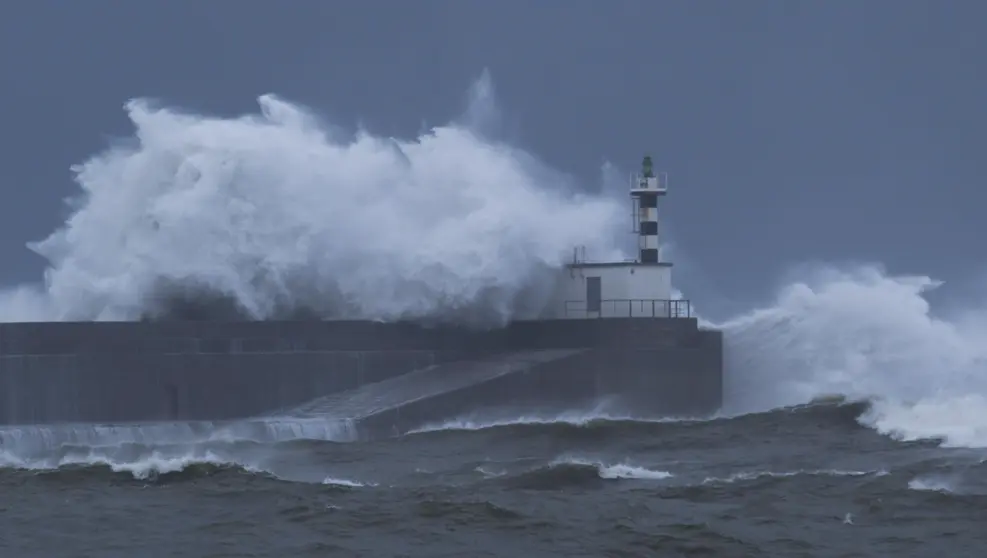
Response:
[[702, 469, 887, 485]]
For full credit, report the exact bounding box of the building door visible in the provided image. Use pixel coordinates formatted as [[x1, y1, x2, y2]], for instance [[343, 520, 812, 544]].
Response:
[[586, 276, 602, 313]]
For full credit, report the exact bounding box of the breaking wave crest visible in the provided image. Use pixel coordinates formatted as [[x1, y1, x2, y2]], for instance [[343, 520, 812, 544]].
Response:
[[0, 419, 360, 483], [410, 396, 870, 436], [406, 399, 693, 435], [501, 457, 673, 490], [711, 264, 987, 449]]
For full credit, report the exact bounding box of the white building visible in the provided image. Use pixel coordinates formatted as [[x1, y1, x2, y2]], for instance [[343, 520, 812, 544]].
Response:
[[547, 156, 689, 319]]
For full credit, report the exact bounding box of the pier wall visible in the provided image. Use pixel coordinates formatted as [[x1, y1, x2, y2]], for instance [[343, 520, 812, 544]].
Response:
[[360, 338, 723, 434], [0, 318, 722, 426]]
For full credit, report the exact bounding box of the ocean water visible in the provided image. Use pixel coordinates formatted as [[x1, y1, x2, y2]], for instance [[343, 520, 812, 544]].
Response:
[[2, 402, 985, 557]]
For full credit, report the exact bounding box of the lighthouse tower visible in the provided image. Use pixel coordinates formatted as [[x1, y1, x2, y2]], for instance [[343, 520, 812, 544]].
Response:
[[549, 155, 688, 319], [630, 156, 666, 264]]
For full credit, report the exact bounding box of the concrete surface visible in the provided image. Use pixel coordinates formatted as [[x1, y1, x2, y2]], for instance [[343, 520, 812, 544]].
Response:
[[0, 318, 723, 428]]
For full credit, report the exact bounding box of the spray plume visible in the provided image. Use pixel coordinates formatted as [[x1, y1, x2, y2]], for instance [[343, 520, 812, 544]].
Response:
[[3, 74, 624, 325]]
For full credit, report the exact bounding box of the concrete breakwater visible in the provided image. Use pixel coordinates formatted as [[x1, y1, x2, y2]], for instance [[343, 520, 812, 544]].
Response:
[[0, 318, 722, 429]]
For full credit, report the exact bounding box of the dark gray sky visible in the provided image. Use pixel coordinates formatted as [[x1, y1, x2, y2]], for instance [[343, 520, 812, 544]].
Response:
[[1, 1, 984, 314]]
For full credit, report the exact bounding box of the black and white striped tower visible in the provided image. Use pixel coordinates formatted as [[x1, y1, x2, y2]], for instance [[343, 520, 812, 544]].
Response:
[[629, 156, 667, 264]]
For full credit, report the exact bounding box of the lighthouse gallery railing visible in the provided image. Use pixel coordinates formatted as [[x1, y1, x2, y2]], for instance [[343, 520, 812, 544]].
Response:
[[562, 299, 691, 319]]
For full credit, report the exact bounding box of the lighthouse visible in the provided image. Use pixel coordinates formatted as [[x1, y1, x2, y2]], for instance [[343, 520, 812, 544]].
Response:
[[548, 155, 688, 319]]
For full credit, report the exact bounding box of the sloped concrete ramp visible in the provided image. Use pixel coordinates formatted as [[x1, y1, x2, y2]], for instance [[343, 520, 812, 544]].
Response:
[[271, 349, 586, 434]]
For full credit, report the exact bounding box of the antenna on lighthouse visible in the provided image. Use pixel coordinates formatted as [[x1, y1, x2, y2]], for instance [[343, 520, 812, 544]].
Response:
[[629, 155, 668, 264]]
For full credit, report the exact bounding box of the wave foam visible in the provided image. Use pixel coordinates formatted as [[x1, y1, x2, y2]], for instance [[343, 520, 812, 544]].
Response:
[[551, 457, 673, 481], [407, 400, 692, 434], [0, 448, 237, 481], [323, 477, 373, 488], [0, 419, 361, 483], [0, 419, 356, 450], [907, 475, 957, 493], [593, 462, 673, 480], [504, 457, 673, 489]]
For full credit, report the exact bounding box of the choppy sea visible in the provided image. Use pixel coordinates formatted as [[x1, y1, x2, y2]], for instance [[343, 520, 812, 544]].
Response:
[[2, 401, 984, 557]]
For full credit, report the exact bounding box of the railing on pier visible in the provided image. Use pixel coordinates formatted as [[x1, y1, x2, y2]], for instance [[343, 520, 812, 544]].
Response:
[[563, 299, 691, 319]]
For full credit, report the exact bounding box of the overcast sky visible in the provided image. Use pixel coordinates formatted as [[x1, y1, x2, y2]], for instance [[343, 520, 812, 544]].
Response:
[[1, 1, 984, 314]]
